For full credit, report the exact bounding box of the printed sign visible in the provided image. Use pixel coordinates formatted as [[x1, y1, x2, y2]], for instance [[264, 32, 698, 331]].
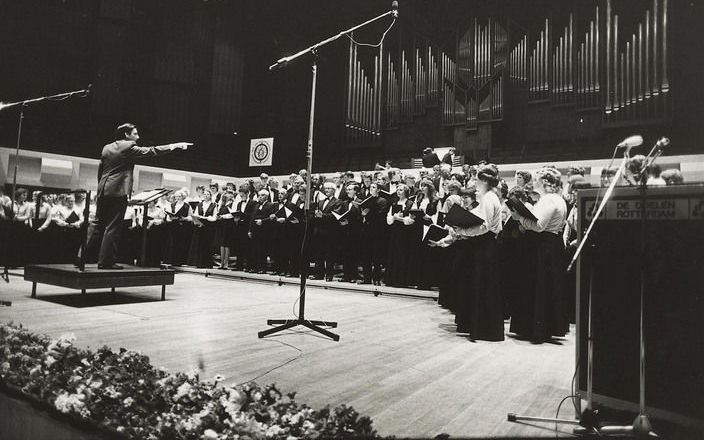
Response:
[[249, 137, 274, 167], [584, 197, 703, 221]]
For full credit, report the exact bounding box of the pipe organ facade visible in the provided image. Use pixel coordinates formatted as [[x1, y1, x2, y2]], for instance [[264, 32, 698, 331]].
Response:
[[343, 0, 671, 147]]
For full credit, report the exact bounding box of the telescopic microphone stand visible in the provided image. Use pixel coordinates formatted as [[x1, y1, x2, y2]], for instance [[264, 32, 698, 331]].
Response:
[[572, 140, 667, 438], [508, 146, 634, 435], [0, 87, 90, 284], [258, 5, 397, 342]]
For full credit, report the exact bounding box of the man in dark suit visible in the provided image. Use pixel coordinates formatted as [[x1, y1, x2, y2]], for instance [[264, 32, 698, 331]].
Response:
[[93, 123, 190, 269], [422, 147, 441, 168], [247, 189, 276, 273], [441, 147, 456, 166], [312, 182, 339, 280]]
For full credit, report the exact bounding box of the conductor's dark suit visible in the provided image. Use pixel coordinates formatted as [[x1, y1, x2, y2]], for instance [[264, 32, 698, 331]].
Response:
[[94, 140, 178, 267]]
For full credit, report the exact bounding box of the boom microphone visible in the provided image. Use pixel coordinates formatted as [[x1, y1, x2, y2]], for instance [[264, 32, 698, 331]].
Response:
[[392, 0, 398, 16]]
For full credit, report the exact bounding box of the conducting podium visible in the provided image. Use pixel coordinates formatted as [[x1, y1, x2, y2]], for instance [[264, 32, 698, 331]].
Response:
[[575, 184, 704, 428], [128, 188, 171, 267]]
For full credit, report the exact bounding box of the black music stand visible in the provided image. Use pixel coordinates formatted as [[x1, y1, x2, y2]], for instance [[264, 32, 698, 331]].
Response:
[[128, 188, 171, 267], [258, 5, 397, 342]]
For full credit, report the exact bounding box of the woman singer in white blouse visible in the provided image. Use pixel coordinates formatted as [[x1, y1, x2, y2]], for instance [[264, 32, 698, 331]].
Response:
[[508, 166, 568, 343], [431, 164, 505, 342]]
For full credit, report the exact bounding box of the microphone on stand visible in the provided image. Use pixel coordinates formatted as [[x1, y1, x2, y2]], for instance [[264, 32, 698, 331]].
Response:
[[270, 57, 290, 71], [617, 135, 643, 147], [654, 137, 670, 151], [392, 0, 399, 17], [616, 134, 643, 153]]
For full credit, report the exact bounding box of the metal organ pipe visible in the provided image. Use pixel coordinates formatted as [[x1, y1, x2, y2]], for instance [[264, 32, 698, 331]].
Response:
[[653, 0, 659, 95], [662, 0, 669, 93], [606, 1, 612, 113]]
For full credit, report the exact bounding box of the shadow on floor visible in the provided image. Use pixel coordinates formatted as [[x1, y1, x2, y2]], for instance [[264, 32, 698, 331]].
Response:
[[37, 292, 162, 308]]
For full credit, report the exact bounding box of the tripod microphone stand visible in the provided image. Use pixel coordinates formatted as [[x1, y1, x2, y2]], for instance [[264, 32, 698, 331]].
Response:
[[258, 4, 398, 341], [508, 136, 644, 436]]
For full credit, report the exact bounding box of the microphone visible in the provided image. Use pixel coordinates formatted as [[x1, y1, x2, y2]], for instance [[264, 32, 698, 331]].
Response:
[[392, 0, 399, 16], [269, 57, 290, 71], [654, 137, 670, 150], [616, 135, 643, 152]]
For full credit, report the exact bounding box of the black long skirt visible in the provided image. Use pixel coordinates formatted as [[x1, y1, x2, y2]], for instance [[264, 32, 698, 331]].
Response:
[[455, 234, 505, 341], [166, 221, 193, 266], [437, 244, 459, 311], [187, 223, 215, 268], [510, 231, 568, 341], [384, 222, 421, 287]]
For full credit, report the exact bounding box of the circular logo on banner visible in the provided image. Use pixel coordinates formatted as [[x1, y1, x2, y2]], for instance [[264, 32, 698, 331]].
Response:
[[251, 141, 270, 165]]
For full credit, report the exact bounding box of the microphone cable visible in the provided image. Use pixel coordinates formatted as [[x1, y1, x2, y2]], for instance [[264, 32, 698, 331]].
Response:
[[346, 17, 397, 48]]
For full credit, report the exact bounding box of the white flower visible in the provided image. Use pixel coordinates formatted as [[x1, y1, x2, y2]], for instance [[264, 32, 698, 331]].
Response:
[[59, 333, 76, 343], [116, 426, 125, 433], [138, 379, 144, 385], [123, 397, 134, 407], [1, 362, 11, 372], [174, 382, 193, 401], [253, 391, 262, 401], [54, 392, 90, 418], [104, 386, 121, 399], [302, 420, 315, 433], [265, 424, 284, 438], [202, 429, 218, 439], [80, 358, 90, 366], [186, 368, 200, 380], [44, 356, 57, 367]]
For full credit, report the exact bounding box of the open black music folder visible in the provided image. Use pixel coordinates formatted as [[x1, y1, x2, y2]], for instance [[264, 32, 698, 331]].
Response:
[[505, 197, 538, 221], [444, 204, 484, 228]]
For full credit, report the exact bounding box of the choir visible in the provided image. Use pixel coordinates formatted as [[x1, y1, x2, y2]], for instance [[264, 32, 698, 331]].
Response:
[[0, 160, 686, 342]]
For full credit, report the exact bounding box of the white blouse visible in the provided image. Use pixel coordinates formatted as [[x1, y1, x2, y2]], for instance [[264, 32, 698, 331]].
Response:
[[519, 193, 567, 234], [453, 190, 503, 237]]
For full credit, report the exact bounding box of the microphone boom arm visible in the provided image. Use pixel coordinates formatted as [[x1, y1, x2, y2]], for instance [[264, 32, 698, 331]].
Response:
[[269, 8, 397, 70], [0, 87, 90, 111]]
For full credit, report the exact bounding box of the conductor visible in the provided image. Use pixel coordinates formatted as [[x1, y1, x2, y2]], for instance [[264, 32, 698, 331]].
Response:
[[93, 123, 191, 269]]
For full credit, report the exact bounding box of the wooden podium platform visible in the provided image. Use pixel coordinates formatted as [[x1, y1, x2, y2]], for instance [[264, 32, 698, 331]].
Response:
[[24, 264, 175, 301]]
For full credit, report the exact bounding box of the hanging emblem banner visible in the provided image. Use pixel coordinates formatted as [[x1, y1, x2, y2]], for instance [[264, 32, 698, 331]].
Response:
[[249, 137, 274, 167]]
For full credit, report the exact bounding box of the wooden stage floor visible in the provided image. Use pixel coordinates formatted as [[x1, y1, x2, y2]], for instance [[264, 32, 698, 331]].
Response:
[[0, 271, 577, 438]]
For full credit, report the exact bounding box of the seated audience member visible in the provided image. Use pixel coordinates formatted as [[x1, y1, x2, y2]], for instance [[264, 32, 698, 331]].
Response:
[[422, 147, 441, 168], [441, 147, 456, 166], [660, 168, 684, 185]]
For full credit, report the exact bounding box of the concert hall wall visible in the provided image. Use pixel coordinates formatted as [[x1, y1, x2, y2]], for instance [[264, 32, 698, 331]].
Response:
[[0, 0, 245, 177]]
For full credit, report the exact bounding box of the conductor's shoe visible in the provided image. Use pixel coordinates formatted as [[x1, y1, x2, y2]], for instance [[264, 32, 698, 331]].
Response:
[[98, 264, 123, 270]]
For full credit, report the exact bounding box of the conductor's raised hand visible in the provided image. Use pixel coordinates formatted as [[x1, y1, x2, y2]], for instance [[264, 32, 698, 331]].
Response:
[[171, 142, 193, 150]]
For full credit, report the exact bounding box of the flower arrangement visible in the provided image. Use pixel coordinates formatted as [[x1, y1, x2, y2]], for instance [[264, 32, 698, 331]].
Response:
[[0, 323, 378, 439]]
